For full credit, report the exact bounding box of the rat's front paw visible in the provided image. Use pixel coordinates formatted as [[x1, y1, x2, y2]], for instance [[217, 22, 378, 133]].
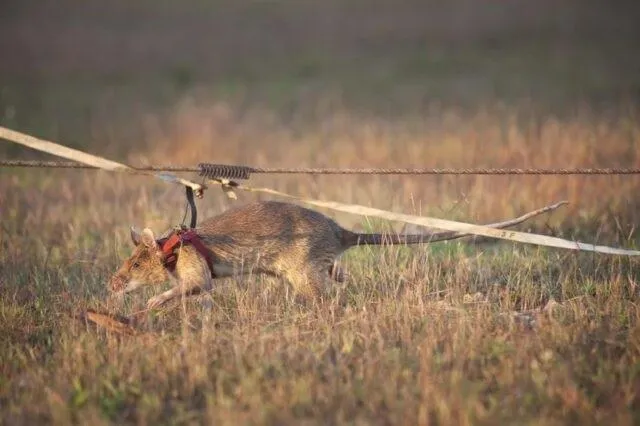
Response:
[[147, 295, 167, 310]]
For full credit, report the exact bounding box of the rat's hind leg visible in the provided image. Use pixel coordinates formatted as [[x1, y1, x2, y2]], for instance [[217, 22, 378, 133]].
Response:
[[329, 260, 349, 283], [281, 265, 330, 302]]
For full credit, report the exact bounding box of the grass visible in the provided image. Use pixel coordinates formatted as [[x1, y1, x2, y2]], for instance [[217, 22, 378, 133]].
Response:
[[2, 98, 640, 425], [2, 1, 640, 424]]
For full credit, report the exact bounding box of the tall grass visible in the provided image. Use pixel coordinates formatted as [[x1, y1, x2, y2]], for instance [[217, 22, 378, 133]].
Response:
[[1, 98, 640, 424]]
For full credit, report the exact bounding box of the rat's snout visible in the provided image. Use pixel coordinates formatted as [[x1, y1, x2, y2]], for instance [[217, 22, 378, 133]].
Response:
[[109, 275, 127, 293], [108, 270, 146, 295], [108, 273, 128, 293]]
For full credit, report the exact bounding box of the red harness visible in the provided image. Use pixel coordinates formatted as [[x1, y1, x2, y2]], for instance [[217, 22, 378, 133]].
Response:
[[156, 228, 216, 278]]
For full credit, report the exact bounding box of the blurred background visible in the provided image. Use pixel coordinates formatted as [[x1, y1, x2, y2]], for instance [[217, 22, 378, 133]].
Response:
[[1, 0, 640, 240]]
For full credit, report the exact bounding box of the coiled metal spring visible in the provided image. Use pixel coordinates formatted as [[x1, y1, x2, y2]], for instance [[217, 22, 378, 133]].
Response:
[[197, 163, 254, 180]]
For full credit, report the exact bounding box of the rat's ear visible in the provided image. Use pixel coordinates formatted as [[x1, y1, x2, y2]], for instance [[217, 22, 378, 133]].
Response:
[[141, 228, 157, 249], [130, 226, 142, 246]]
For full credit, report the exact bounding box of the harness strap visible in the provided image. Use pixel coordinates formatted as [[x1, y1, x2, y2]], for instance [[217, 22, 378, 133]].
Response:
[[181, 230, 216, 277], [159, 233, 181, 272], [157, 230, 216, 278]]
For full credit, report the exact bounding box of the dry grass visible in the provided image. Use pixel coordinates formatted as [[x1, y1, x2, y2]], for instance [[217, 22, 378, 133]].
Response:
[[2, 2, 640, 423], [2, 97, 640, 425]]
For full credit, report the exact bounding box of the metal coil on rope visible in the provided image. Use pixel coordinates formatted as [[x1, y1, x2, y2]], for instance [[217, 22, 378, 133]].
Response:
[[197, 163, 255, 180]]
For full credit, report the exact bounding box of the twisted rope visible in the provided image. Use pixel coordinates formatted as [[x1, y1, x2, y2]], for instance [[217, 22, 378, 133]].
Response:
[[1, 159, 640, 175], [0, 160, 198, 172]]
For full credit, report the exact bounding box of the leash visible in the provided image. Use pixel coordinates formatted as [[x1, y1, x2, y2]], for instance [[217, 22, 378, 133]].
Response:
[[184, 186, 198, 229]]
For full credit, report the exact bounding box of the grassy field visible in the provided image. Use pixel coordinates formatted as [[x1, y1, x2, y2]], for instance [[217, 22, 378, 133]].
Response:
[[2, 1, 640, 425]]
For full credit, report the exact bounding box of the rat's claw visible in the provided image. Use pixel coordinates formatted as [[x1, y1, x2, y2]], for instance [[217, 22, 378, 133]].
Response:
[[147, 295, 166, 310]]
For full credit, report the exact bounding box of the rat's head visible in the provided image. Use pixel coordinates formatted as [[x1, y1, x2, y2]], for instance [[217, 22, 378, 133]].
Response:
[[109, 227, 169, 295]]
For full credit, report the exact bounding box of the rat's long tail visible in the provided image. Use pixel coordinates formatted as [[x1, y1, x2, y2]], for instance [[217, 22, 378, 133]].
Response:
[[342, 230, 470, 247], [340, 201, 567, 248]]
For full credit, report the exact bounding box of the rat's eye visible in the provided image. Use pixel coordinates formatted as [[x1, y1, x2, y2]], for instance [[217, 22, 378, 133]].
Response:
[[132, 262, 140, 269]]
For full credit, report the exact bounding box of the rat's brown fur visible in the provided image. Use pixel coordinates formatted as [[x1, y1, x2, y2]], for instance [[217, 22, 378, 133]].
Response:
[[107, 200, 545, 310]]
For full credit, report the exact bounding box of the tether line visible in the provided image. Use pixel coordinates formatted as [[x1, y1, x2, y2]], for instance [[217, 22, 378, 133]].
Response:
[[1, 160, 639, 175]]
